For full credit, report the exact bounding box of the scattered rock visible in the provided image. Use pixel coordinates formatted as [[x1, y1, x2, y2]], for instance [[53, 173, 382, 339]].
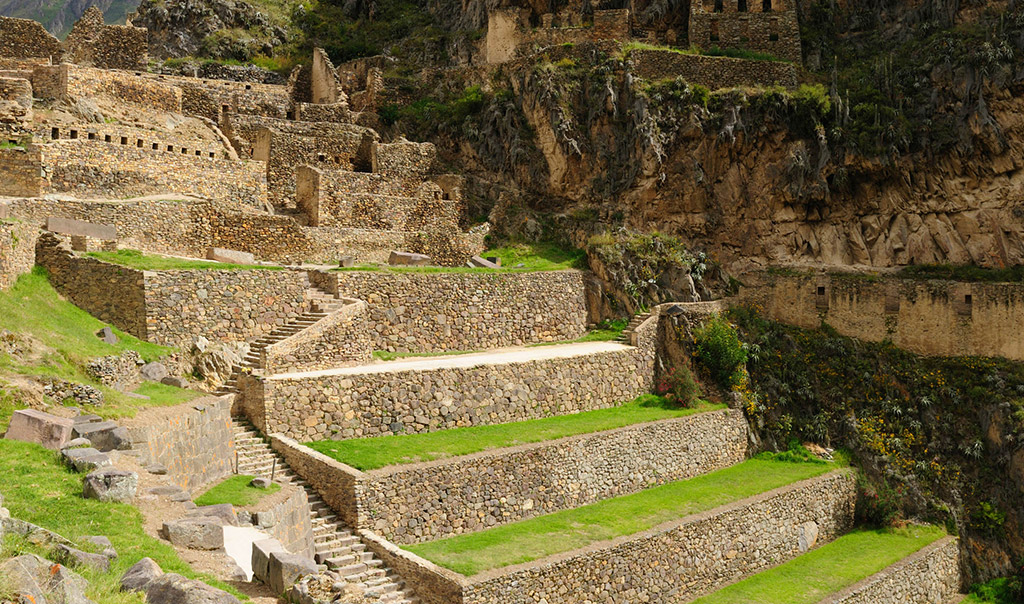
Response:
[[250, 477, 271, 489], [287, 571, 366, 604], [96, 327, 118, 345], [169, 491, 193, 502], [4, 409, 75, 450], [337, 256, 356, 268], [189, 503, 238, 526], [143, 573, 240, 604], [54, 543, 111, 573], [0, 554, 96, 604], [468, 255, 500, 269], [207, 247, 255, 264], [82, 469, 138, 503], [121, 557, 164, 592], [61, 447, 112, 472], [62, 437, 93, 449], [161, 516, 224, 550], [388, 251, 431, 266], [161, 376, 189, 388], [147, 463, 168, 475], [72, 421, 131, 452], [267, 551, 318, 595], [251, 538, 286, 584], [140, 362, 169, 382], [42, 378, 104, 406]]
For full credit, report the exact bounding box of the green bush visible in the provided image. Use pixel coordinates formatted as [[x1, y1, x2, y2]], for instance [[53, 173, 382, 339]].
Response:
[[971, 501, 1007, 537], [654, 365, 701, 408], [855, 476, 903, 528], [693, 314, 748, 388]]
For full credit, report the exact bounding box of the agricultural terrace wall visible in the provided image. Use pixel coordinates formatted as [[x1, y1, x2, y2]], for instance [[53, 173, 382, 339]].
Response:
[[630, 49, 797, 89], [275, 409, 747, 544], [819, 536, 961, 604], [67, 67, 181, 112], [297, 167, 460, 230], [739, 271, 1024, 360], [373, 139, 435, 176], [0, 16, 62, 60], [40, 141, 266, 208], [251, 487, 316, 559], [29, 64, 67, 100], [486, 9, 630, 63], [256, 126, 371, 205], [361, 471, 855, 604], [0, 220, 38, 289], [124, 396, 236, 492], [262, 297, 373, 374], [322, 270, 588, 352], [36, 233, 148, 339], [0, 145, 44, 197], [239, 310, 659, 441], [689, 0, 802, 64], [142, 268, 312, 348]]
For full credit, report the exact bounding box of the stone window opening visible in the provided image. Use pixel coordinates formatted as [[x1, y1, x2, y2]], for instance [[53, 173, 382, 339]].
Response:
[[738, 0, 747, 11], [245, 84, 252, 90], [104, 134, 112, 143], [965, 294, 973, 305], [769, 17, 779, 40], [181, 147, 189, 154], [209, 152, 215, 158], [87, 132, 96, 140], [816, 286, 825, 296], [286, 110, 296, 120], [136, 139, 144, 148], [167, 145, 174, 152], [317, 153, 327, 161], [120, 136, 128, 145], [69, 130, 78, 139], [713, 0, 723, 12], [710, 20, 720, 41], [152, 143, 159, 150], [51, 128, 59, 139], [762, 0, 771, 11]]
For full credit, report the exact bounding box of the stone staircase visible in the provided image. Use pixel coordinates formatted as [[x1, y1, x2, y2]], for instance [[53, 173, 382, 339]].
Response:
[[214, 284, 344, 395], [616, 310, 654, 346], [231, 418, 419, 603]]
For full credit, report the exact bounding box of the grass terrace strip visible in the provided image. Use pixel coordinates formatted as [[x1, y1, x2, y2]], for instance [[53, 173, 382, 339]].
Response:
[[86, 249, 283, 270], [404, 457, 838, 575], [691, 525, 948, 604], [193, 474, 282, 507], [305, 395, 722, 470], [333, 242, 587, 273]]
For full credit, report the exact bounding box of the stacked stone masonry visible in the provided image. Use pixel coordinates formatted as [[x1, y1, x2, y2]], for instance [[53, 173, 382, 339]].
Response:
[[0, 76, 32, 126], [0, 146, 44, 197], [819, 536, 960, 604], [262, 297, 374, 374], [251, 486, 317, 559], [45, 124, 225, 158], [0, 16, 62, 60], [689, 0, 802, 64], [67, 67, 182, 113], [241, 311, 659, 441], [631, 49, 797, 89], [63, 7, 147, 70], [124, 396, 236, 492], [0, 220, 38, 290], [272, 409, 747, 544], [740, 271, 1024, 360], [364, 471, 856, 604], [324, 270, 588, 352]]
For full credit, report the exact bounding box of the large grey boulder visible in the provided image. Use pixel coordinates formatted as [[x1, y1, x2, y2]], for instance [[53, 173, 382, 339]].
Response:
[[388, 251, 431, 266], [71, 421, 131, 452], [468, 255, 500, 269], [96, 327, 118, 345], [0, 554, 96, 604], [4, 409, 75, 450], [120, 557, 164, 592], [251, 538, 286, 584], [140, 362, 168, 382], [54, 543, 111, 572], [161, 376, 189, 388], [61, 447, 112, 473], [82, 469, 138, 503], [192, 342, 249, 387], [267, 551, 318, 596], [143, 573, 241, 604], [189, 504, 238, 527], [161, 516, 224, 550], [207, 247, 255, 264]]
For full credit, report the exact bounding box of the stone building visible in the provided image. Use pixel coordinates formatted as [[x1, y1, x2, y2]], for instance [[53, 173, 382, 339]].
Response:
[[688, 0, 801, 63]]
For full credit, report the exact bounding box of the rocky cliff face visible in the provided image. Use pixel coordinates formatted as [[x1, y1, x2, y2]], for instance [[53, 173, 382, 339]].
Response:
[[129, 0, 290, 59]]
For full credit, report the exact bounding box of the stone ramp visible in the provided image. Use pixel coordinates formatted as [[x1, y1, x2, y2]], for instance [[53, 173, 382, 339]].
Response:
[[231, 418, 420, 603]]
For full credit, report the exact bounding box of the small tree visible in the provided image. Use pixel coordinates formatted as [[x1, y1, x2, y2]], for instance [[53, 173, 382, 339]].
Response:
[[693, 314, 748, 388], [655, 364, 701, 408]]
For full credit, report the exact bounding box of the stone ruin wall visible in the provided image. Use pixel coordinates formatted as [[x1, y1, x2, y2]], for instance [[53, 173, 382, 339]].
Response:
[[279, 409, 748, 545], [0, 145, 44, 197], [124, 396, 236, 492], [630, 49, 797, 88], [40, 140, 266, 209], [67, 67, 182, 113], [63, 7, 147, 70], [142, 269, 313, 348], [262, 298, 374, 374], [241, 310, 659, 442], [740, 271, 1024, 361], [0, 219, 39, 289], [0, 16, 62, 61], [251, 487, 316, 559], [0, 76, 32, 127], [324, 270, 588, 352], [820, 536, 961, 604], [689, 0, 802, 63], [486, 8, 631, 64], [45, 124, 224, 158]]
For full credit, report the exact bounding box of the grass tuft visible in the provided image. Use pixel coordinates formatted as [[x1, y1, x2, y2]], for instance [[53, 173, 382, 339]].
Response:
[[85, 249, 281, 271], [193, 475, 281, 508]]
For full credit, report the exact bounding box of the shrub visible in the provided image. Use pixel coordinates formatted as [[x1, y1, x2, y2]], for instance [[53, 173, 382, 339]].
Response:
[[971, 501, 1007, 537], [693, 314, 748, 388], [855, 476, 903, 527], [655, 364, 701, 408]]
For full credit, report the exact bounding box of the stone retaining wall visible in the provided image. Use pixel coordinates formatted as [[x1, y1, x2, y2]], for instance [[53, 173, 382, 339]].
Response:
[[124, 396, 236, 492], [36, 233, 148, 339], [819, 536, 960, 604], [739, 271, 1024, 360], [67, 67, 182, 112], [142, 268, 312, 348], [324, 270, 588, 352], [0, 16, 62, 60], [0, 220, 37, 290], [251, 486, 316, 559], [458, 470, 855, 604], [243, 311, 659, 442], [41, 141, 266, 208], [263, 297, 373, 374], [46, 124, 225, 158], [269, 436, 361, 528], [277, 409, 747, 544], [631, 49, 798, 89], [0, 145, 44, 197]]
